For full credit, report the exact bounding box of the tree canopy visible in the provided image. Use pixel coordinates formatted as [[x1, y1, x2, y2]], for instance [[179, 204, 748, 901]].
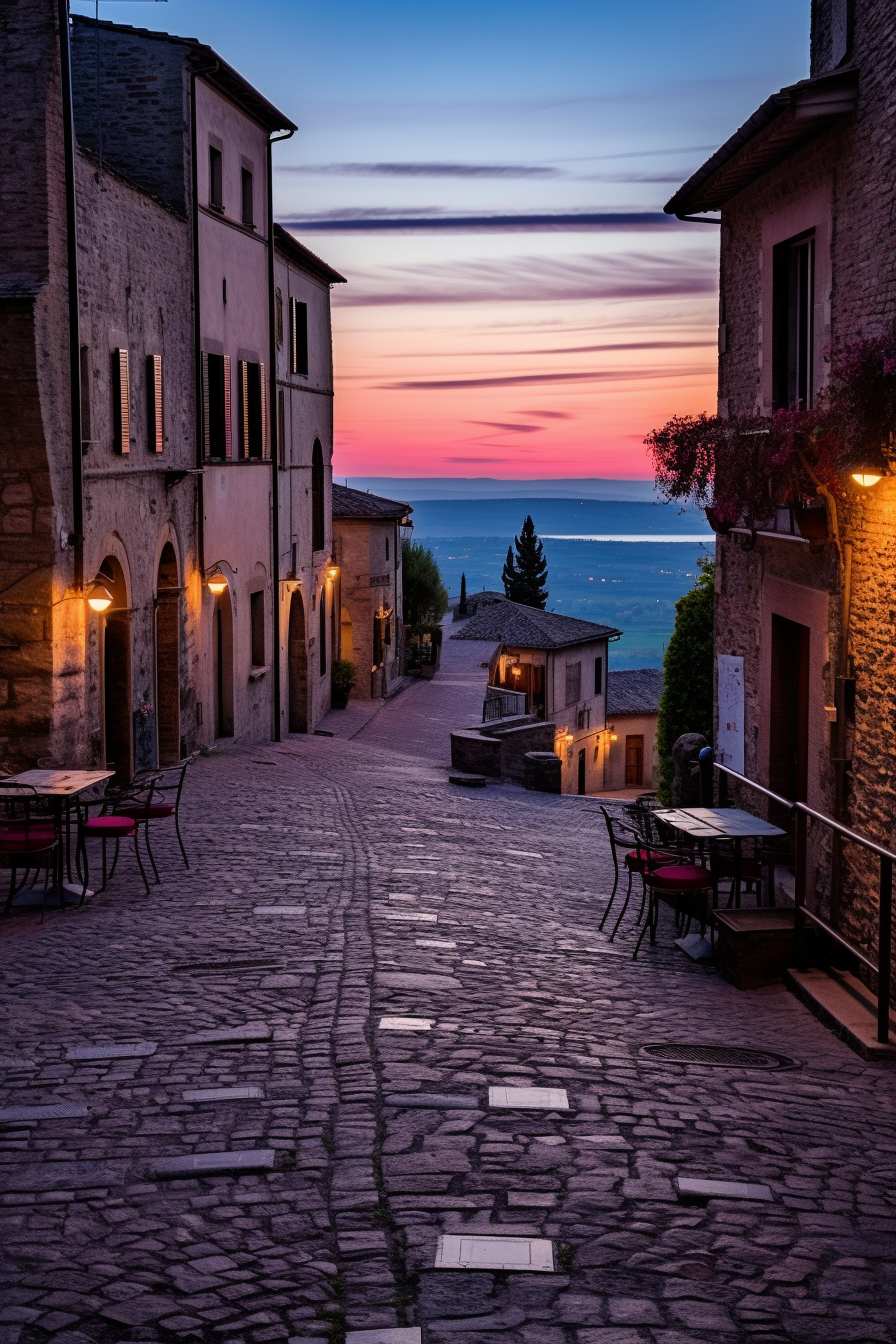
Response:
[[402, 540, 449, 627], [502, 515, 549, 609], [656, 556, 715, 803]]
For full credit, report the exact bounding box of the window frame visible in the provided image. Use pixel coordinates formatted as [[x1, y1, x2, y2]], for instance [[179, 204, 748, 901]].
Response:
[[250, 590, 266, 669], [290, 297, 308, 376], [772, 229, 816, 411], [208, 145, 223, 211], [201, 351, 232, 461], [594, 656, 603, 697], [240, 166, 254, 227]]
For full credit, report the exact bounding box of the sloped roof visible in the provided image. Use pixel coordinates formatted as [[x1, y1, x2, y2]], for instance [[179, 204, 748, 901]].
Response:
[[332, 483, 411, 520], [666, 68, 858, 217], [451, 596, 620, 650], [273, 225, 346, 285], [608, 668, 663, 716]]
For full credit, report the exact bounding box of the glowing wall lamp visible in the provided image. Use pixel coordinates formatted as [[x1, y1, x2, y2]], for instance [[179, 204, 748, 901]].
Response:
[[852, 471, 883, 488], [86, 578, 113, 612], [608, 725, 619, 742], [510, 663, 522, 680], [206, 567, 229, 596], [326, 556, 340, 581]]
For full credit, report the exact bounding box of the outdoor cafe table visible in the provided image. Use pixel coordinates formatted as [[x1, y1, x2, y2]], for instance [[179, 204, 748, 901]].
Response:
[[653, 806, 788, 907], [3, 769, 114, 909]]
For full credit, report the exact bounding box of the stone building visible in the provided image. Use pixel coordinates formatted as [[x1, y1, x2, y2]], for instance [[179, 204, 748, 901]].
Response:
[[273, 226, 345, 734], [452, 598, 621, 794], [665, 0, 895, 959], [331, 485, 411, 701], [603, 668, 662, 793], [0, 3, 343, 772]]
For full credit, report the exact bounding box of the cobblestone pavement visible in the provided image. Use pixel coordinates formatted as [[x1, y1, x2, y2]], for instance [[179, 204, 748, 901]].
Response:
[[2, 643, 896, 1344]]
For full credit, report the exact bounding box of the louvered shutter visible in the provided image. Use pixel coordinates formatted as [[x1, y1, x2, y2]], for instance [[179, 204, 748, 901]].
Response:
[[201, 353, 211, 458], [289, 297, 297, 374], [222, 354, 232, 459], [260, 362, 268, 458], [111, 348, 130, 454], [291, 299, 308, 376], [238, 359, 249, 459], [147, 354, 163, 453]]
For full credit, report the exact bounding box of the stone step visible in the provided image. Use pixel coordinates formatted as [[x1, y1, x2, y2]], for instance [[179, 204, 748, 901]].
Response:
[[785, 966, 896, 1061]]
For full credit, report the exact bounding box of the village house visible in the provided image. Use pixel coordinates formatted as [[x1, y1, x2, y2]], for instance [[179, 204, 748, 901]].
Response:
[[665, 0, 896, 989], [331, 485, 411, 701], [0, 2, 343, 773], [451, 597, 621, 794], [603, 668, 662, 794]]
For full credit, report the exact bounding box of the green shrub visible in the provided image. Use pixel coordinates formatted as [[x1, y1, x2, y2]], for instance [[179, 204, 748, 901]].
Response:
[[656, 557, 714, 803], [331, 659, 357, 707]]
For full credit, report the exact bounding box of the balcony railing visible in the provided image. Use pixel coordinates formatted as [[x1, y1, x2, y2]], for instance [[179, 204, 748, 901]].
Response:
[[483, 687, 528, 722], [701, 752, 893, 1044]]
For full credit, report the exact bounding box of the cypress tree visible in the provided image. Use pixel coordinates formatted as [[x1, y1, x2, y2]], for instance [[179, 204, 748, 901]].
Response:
[[656, 556, 715, 803], [508, 515, 549, 609], [502, 545, 521, 601], [458, 572, 468, 616]]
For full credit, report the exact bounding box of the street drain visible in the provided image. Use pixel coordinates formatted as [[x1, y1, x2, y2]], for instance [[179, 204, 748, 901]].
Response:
[[641, 1043, 795, 1070]]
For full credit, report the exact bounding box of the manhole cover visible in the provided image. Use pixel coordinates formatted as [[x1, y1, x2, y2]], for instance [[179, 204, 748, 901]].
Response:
[[641, 1043, 794, 1070]]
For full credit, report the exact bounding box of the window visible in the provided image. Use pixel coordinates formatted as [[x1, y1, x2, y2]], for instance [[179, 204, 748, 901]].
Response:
[[311, 439, 325, 551], [565, 660, 581, 708], [79, 344, 91, 449], [594, 656, 603, 696], [240, 167, 254, 226], [290, 298, 308, 376], [385, 535, 390, 562], [209, 145, 223, 210], [238, 360, 267, 459], [773, 231, 815, 411], [146, 354, 163, 453], [250, 590, 265, 667], [319, 596, 327, 676], [111, 348, 130, 454], [277, 388, 286, 469], [201, 352, 232, 459]]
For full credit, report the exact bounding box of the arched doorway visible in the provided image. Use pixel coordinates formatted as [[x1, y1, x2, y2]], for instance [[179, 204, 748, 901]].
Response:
[[340, 605, 353, 661], [97, 556, 132, 782], [311, 439, 325, 552], [155, 543, 180, 766], [214, 587, 234, 738], [287, 589, 308, 732]]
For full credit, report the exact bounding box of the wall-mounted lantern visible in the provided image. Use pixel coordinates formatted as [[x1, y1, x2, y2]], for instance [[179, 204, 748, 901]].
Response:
[[326, 556, 339, 581], [851, 471, 883, 488], [86, 578, 113, 612], [206, 562, 235, 596]]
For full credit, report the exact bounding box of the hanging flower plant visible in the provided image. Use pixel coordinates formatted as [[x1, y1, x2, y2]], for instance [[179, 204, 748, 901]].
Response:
[[645, 327, 896, 528]]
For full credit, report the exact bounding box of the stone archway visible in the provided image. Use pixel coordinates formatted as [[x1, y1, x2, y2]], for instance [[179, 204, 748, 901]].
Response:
[[155, 542, 180, 766], [287, 589, 308, 733]]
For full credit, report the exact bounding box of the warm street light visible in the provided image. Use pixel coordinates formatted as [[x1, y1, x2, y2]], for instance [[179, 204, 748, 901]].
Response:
[[86, 579, 113, 612], [326, 557, 339, 581], [852, 471, 883, 487], [608, 727, 618, 742], [510, 663, 522, 679], [206, 567, 228, 596]]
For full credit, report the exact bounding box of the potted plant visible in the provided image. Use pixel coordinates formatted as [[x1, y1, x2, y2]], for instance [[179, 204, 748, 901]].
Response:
[[330, 658, 357, 709]]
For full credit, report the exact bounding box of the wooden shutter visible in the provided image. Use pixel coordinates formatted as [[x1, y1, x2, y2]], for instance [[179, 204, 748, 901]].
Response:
[[238, 359, 249, 459], [594, 656, 603, 696], [290, 298, 308, 375], [147, 354, 163, 453], [277, 388, 286, 469], [201, 352, 211, 458], [222, 354, 232, 459], [111, 348, 130, 454], [289, 297, 296, 374], [260, 362, 268, 458]]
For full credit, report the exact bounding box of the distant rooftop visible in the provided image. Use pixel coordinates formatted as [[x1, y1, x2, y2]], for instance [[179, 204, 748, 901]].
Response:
[[273, 226, 346, 286], [608, 668, 663, 716], [452, 596, 620, 650], [332, 483, 411, 521]]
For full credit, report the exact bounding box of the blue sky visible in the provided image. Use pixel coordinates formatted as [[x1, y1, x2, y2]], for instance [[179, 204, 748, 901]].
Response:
[[74, 0, 811, 477]]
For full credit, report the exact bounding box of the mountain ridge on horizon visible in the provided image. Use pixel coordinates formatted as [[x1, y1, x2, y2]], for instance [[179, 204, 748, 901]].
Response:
[[343, 476, 659, 502]]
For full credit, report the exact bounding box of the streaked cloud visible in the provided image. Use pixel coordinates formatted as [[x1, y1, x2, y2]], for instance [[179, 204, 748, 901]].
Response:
[[336, 249, 717, 308], [282, 161, 560, 178], [468, 421, 545, 433], [525, 410, 575, 419], [380, 365, 711, 391], [281, 211, 685, 233]]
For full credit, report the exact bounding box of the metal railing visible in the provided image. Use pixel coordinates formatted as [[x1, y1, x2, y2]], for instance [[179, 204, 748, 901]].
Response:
[[702, 753, 893, 1045], [483, 687, 527, 722]]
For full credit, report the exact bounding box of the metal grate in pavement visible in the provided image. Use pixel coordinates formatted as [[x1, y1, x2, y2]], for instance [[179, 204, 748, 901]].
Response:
[[641, 1043, 795, 1069]]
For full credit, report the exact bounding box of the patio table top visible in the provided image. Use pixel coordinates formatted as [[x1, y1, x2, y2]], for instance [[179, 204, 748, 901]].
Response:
[[654, 806, 787, 841]]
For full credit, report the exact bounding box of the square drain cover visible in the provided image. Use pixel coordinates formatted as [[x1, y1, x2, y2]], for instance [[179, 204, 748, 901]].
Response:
[[435, 1234, 554, 1271], [489, 1086, 569, 1110], [379, 1017, 433, 1032]]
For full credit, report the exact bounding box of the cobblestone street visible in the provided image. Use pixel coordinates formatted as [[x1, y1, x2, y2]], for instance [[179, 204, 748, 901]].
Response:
[[2, 642, 896, 1344]]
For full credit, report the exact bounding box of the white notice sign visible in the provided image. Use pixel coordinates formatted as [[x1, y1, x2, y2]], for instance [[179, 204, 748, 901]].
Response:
[[717, 654, 745, 773]]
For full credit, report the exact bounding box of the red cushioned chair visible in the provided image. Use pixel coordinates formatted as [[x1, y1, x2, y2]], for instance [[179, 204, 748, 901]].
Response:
[[0, 782, 59, 917], [75, 780, 153, 902], [116, 756, 193, 884], [600, 807, 678, 941], [633, 835, 716, 959]]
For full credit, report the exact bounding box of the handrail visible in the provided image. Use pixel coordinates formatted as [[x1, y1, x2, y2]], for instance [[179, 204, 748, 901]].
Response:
[[705, 755, 892, 1045]]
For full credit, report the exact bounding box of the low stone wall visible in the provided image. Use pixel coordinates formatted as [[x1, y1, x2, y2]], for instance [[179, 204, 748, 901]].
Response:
[[489, 721, 557, 783], [450, 729, 502, 777]]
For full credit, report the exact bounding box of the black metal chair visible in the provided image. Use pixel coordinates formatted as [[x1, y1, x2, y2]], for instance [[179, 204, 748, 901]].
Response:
[[0, 782, 58, 917], [632, 835, 716, 959], [75, 779, 154, 901], [600, 807, 675, 940], [117, 756, 194, 883]]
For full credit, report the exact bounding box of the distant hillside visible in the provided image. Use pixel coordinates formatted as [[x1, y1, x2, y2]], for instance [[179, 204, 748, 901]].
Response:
[[343, 477, 658, 502]]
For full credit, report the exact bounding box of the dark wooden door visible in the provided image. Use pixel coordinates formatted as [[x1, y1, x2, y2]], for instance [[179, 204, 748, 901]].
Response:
[[769, 614, 810, 816], [103, 616, 132, 782], [625, 734, 644, 788], [577, 748, 586, 795]]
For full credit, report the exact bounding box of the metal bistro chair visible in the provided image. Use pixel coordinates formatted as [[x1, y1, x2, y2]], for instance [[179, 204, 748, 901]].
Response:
[[600, 807, 674, 941], [0, 782, 59, 917], [633, 834, 716, 959], [75, 778, 154, 902], [116, 755, 194, 883]]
